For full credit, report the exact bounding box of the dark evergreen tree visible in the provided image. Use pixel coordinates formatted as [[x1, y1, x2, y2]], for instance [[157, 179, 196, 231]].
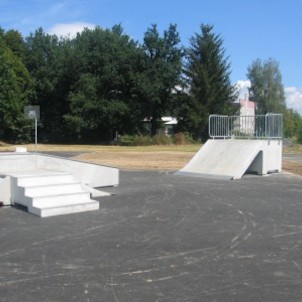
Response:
[[181, 24, 237, 140]]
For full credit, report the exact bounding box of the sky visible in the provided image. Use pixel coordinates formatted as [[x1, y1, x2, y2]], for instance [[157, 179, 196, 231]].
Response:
[[1, 0, 302, 114]]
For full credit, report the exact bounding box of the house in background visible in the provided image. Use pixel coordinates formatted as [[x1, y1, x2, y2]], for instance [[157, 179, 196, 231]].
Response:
[[161, 116, 178, 135], [239, 99, 256, 116], [143, 116, 178, 136], [143, 100, 256, 137], [235, 99, 256, 135]]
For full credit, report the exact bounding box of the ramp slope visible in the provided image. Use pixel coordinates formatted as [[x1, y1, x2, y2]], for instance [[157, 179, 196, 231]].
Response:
[[176, 140, 265, 180]]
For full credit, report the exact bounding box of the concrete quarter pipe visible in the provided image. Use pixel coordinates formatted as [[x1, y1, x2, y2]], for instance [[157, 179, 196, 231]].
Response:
[[176, 139, 282, 180]]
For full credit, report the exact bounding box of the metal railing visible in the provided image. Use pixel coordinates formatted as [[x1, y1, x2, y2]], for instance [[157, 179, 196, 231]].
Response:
[[209, 113, 283, 139]]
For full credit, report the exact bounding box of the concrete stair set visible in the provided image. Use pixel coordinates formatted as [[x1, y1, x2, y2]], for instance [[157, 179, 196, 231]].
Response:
[[10, 171, 99, 217]]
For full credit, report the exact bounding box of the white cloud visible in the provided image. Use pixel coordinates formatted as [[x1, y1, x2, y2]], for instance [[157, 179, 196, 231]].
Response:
[[234, 80, 251, 101], [48, 22, 95, 38], [285, 86, 302, 115]]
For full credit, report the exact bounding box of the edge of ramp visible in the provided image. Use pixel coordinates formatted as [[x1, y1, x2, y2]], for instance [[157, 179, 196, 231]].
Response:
[[174, 171, 233, 180]]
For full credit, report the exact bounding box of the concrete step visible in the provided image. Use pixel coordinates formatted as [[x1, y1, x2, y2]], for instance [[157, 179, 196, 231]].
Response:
[[31, 191, 91, 208], [17, 173, 75, 186], [24, 182, 83, 197], [30, 200, 100, 217], [11, 170, 100, 217]]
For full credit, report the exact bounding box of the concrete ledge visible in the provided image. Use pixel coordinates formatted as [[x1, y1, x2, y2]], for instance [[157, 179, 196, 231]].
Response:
[[0, 176, 11, 205], [0, 152, 118, 187], [35, 153, 119, 187], [0, 153, 119, 206]]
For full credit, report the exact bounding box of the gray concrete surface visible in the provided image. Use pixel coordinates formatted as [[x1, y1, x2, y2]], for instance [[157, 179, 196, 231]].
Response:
[[1, 170, 302, 301]]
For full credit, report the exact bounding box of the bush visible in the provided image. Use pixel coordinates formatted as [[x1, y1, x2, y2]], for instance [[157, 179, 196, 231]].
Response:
[[118, 133, 197, 146], [173, 132, 194, 145], [119, 134, 153, 146], [134, 135, 153, 146], [152, 134, 173, 145], [119, 135, 136, 146]]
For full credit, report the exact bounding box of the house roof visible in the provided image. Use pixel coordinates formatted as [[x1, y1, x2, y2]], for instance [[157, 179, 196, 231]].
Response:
[[143, 116, 178, 125]]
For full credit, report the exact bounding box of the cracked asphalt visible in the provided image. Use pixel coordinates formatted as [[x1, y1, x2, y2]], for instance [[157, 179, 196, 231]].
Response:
[[1, 170, 302, 301]]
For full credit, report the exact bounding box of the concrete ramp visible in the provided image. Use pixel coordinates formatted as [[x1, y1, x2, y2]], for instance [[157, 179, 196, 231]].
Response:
[[176, 139, 282, 180]]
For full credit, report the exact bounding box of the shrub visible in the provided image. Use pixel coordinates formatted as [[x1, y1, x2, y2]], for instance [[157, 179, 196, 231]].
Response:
[[173, 132, 195, 145], [152, 134, 173, 145], [119, 133, 196, 146], [119, 135, 136, 146]]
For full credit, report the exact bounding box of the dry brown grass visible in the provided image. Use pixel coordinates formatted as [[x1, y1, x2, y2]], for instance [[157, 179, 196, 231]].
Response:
[[0, 143, 200, 153], [282, 161, 302, 176], [283, 144, 302, 154], [74, 151, 195, 170], [1, 143, 302, 175]]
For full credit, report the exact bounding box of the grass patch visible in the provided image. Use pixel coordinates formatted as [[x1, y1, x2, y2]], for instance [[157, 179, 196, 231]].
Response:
[[283, 144, 302, 154], [283, 161, 302, 176], [0, 143, 201, 153]]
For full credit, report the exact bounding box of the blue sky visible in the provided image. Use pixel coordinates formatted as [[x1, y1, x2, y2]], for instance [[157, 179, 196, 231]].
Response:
[[1, 0, 302, 113]]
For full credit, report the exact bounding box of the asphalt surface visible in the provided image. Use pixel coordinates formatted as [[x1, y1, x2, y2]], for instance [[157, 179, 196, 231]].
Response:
[[1, 169, 302, 301]]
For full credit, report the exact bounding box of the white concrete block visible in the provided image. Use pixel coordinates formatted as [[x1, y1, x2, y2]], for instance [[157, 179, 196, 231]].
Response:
[[16, 173, 75, 187], [30, 201, 99, 217], [15, 147, 27, 152], [31, 192, 91, 208], [0, 152, 118, 217], [0, 176, 11, 205], [25, 182, 83, 197]]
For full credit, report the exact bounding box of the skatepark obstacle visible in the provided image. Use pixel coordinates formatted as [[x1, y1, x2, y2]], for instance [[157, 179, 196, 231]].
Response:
[[176, 113, 283, 180], [0, 152, 118, 216]]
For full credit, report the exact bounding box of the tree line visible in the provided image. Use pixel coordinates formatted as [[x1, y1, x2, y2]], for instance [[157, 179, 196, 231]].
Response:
[[0, 23, 301, 144]]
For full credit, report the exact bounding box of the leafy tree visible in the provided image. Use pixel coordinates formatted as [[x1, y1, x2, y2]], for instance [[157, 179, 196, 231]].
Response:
[[0, 34, 33, 142], [247, 58, 286, 114], [283, 108, 302, 140], [181, 24, 237, 140], [132, 24, 183, 135], [25, 28, 71, 142], [64, 74, 129, 142], [64, 25, 140, 142], [2, 29, 26, 59]]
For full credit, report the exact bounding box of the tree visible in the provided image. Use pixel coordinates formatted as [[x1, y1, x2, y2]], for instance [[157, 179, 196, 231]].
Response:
[[247, 58, 286, 114], [181, 24, 237, 140], [283, 108, 302, 140], [25, 28, 65, 142], [132, 24, 183, 135], [0, 33, 33, 142], [63, 25, 140, 142], [2, 29, 26, 60]]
